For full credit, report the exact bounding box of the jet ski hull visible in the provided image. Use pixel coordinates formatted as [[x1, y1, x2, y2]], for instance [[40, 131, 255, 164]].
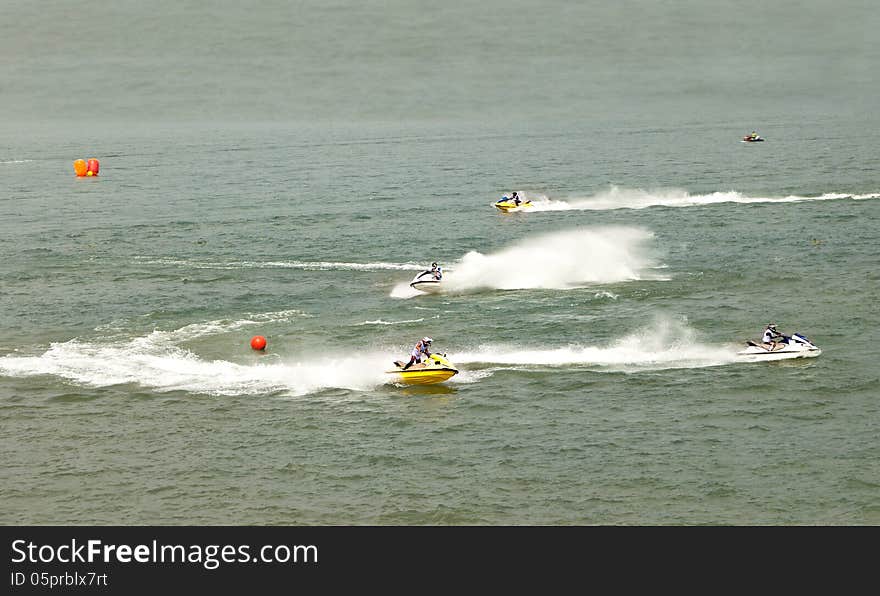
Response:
[[409, 269, 444, 293], [737, 333, 821, 360], [737, 346, 821, 360], [494, 199, 533, 212], [387, 367, 459, 385], [410, 280, 443, 293], [387, 354, 459, 385]]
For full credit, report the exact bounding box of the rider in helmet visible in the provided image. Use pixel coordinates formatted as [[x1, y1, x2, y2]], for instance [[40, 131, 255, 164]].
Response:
[[402, 337, 433, 370], [430, 262, 443, 280], [511, 191, 521, 206], [762, 323, 783, 350]]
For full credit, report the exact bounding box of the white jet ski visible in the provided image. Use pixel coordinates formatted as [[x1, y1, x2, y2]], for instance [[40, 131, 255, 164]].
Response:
[[738, 332, 821, 360], [409, 269, 444, 293]]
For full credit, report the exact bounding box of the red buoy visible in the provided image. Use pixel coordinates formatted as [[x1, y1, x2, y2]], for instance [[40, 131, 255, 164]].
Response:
[[250, 335, 267, 351], [86, 158, 100, 176]]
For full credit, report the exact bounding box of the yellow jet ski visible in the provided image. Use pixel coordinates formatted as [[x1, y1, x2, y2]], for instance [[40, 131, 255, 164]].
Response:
[[494, 194, 533, 213], [387, 353, 459, 385]]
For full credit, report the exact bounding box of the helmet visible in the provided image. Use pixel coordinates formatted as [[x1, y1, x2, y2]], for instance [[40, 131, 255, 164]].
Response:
[[422, 337, 433, 344], [767, 323, 777, 330], [431, 262, 438, 267]]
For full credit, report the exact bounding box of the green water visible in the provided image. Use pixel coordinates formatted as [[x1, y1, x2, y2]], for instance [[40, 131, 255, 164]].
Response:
[[1, 1, 878, 525]]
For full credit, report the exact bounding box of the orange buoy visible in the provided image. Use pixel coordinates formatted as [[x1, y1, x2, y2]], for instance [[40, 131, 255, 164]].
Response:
[[86, 158, 100, 176], [250, 335, 267, 351], [73, 159, 87, 177]]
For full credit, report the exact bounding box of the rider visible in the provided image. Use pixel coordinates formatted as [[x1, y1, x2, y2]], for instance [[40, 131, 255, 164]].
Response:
[[430, 262, 443, 280], [511, 191, 521, 206], [402, 337, 433, 370], [762, 323, 784, 350]]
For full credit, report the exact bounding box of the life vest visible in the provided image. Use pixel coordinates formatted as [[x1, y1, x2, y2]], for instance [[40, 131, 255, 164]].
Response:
[[411, 340, 430, 357]]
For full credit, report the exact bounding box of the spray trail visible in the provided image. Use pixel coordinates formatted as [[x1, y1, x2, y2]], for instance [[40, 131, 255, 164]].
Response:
[[0, 339, 394, 397], [356, 318, 427, 326], [134, 257, 425, 272], [0, 316, 398, 397], [526, 186, 880, 212], [398, 226, 663, 297], [453, 316, 741, 372]]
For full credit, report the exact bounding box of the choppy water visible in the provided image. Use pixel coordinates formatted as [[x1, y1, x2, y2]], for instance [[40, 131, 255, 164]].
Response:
[[1, 1, 878, 525]]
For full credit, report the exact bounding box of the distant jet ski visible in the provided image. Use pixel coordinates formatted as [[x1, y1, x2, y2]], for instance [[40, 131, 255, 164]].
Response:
[[387, 353, 459, 385], [409, 269, 444, 293], [738, 332, 821, 359], [742, 134, 765, 142], [494, 194, 533, 212]]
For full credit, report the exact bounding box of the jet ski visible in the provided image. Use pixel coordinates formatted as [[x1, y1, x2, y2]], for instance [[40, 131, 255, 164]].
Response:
[[742, 135, 765, 142], [387, 353, 459, 385], [409, 269, 444, 293], [737, 332, 821, 360], [494, 195, 533, 212]]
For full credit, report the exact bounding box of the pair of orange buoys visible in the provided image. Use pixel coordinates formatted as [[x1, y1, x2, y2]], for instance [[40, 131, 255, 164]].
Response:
[[73, 158, 100, 177]]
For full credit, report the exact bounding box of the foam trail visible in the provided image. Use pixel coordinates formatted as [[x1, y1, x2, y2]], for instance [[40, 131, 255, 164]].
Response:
[[162, 309, 309, 341], [357, 317, 426, 326], [400, 226, 662, 296], [454, 316, 740, 372], [94, 309, 309, 340], [527, 186, 880, 212], [0, 324, 399, 397], [135, 258, 424, 272]]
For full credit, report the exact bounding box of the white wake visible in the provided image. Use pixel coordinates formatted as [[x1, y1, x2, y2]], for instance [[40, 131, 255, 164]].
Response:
[[524, 186, 880, 212], [397, 226, 663, 297], [453, 316, 741, 372]]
